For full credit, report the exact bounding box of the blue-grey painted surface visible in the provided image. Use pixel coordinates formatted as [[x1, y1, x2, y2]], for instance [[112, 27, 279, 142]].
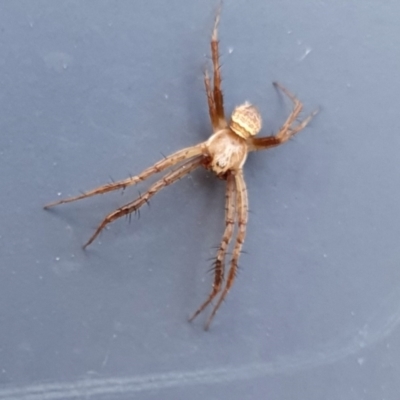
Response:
[[1, 1, 400, 399]]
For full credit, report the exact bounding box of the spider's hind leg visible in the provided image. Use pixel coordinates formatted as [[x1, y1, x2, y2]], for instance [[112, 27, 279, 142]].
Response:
[[211, 7, 225, 123], [204, 5, 227, 132], [204, 68, 219, 131], [272, 82, 319, 141], [247, 82, 318, 152]]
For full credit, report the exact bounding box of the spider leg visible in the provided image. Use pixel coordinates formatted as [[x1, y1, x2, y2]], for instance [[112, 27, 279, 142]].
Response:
[[188, 172, 236, 323], [82, 156, 203, 249], [247, 82, 318, 152], [204, 67, 219, 131], [205, 170, 248, 330], [44, 144, 206, 209], [210, 6, 227, 128]]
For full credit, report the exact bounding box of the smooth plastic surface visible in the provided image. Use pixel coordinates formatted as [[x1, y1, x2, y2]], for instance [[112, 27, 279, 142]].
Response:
[[1, 1, 400, 399]]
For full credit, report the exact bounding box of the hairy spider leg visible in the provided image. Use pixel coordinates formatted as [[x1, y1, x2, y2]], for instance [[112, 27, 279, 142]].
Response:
[[204, 5, 226, 132], [211, 8, 225, 123], [204, 68, 219, 131], [188, 172, 236, 323], [248, 82, 319, 151], [205, 170, 248, 330], [44, 144, 205, 209], [82, 156, 203, 249]]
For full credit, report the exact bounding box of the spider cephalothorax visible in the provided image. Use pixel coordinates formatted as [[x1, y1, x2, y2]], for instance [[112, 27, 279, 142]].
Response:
[[205, 102, 263, 175], [44, 8, 317, 330], [205, 129, 247, 175]]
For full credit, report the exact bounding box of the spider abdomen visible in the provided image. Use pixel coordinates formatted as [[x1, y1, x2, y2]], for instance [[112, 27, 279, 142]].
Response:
[[230, 102, 262, 139]]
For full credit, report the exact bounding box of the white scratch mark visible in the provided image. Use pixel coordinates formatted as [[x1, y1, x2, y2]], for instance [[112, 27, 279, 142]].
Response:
[[101, 334, 117, 368], [0, 288, 399, 399], [299, 47, 312, 61]]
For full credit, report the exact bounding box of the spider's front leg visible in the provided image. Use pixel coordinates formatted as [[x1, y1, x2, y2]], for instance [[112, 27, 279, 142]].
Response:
[[205, 170, 248, 330], [247, 82, 318, 151], [189, 172, 236, 325], [44, 144, 205, 209], [82, 157, 203, 249]]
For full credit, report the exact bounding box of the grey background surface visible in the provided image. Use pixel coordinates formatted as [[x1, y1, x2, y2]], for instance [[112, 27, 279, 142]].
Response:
[[1, 1, 400, 399]]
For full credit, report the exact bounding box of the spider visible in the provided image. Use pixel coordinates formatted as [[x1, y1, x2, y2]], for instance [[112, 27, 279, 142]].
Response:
[[44, 9, 318, 330]]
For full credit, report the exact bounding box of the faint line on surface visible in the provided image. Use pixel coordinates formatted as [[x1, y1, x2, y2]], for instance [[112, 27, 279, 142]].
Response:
[[1, 287, 400, 400]]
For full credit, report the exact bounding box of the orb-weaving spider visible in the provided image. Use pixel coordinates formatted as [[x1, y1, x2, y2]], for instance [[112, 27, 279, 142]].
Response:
[[44, 10, 318, 330]]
